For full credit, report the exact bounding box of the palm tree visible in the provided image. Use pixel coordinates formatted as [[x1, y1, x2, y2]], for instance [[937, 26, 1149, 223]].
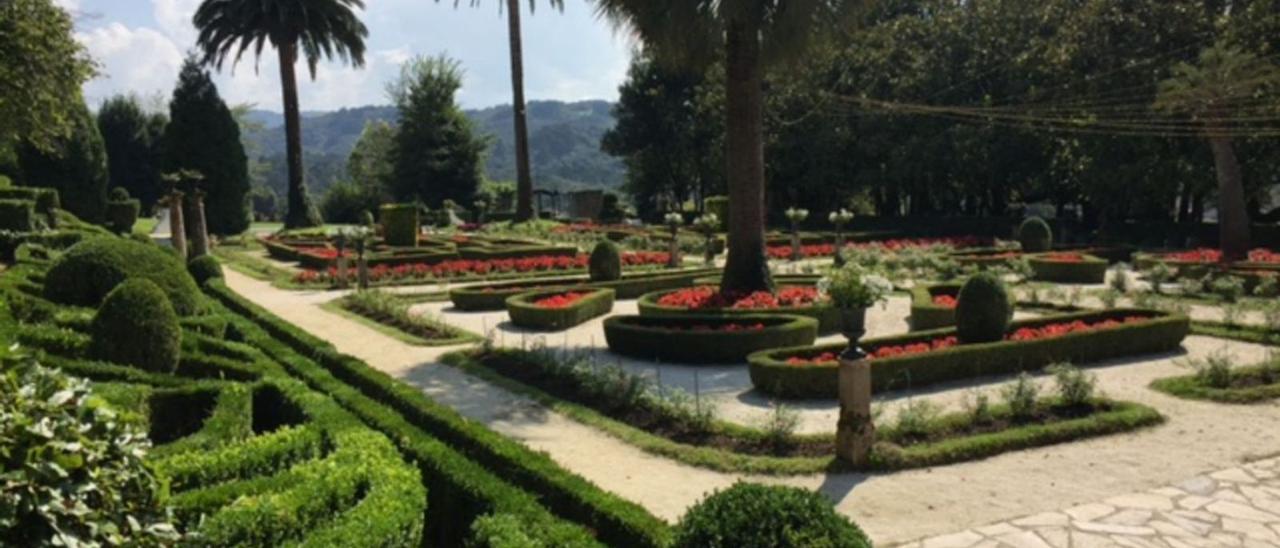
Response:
[[1156, 44, 1280, 261], [594, 0, 863, 293], [453, 0, 563, 222], [193, 0, 369, 229]]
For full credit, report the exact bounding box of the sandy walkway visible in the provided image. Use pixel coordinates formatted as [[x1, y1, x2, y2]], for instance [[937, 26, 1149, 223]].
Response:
[[223, 268, 1280, 545]]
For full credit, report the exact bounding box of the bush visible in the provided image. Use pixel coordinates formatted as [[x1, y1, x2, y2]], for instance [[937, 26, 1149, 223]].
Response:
[[90, 278, 182, 373], [1049, 363, 1096, 407], [703, 196, 728, 230], [109, 187, 130, 201], [605, 314, 818, 364], [507, 288, 615, 331], [673, 483, 870, 548], [1028, 254, 1108, 284], [1018, 216, 1052, 252], [1002, 373, 1040, 422], [955, 273, 1011, 343], [380, 203, 420, 247], [188, 255, 224, 286], [43, 236, 201, 315], [910, 283, 959, 331], [449, 268, 720, 311], [105, 198, 140, 234], [0, 356, 180, 546], [589, 240, 622, 282], [0, 199, 36, 231]]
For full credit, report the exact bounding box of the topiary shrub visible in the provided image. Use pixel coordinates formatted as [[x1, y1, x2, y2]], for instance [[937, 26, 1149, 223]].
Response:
[[589, 240, 622, 282], [380, 203, 419, 247], [43, 237, 201, 315], [955, 273, 1012, 343], [188, 255, 224, 286], [1018, 216, 1053, 252], [90, 278, 182, 373], [0, 199, 37, 231], [105, 198, 140, 235], [673, 483, 871, 548], [109, 187, 130, 201]]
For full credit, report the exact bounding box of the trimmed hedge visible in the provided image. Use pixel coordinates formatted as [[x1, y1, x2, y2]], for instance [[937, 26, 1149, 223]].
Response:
[[449, 267, 719, 311], [90, 279, 182, 373], [673, 483, 871, 548], [636, 288, 841, 335], [380, 203, 419, 247], [105, 199, 140, 234], [1150, 365, 1280, 403], [690, 273, 823, 287], [955, 273, 1010, 343], [43, 237, 202, 315], [604, 314, 818, 364], [0, 199, 36, 231], [1018, 216, 1052, 252], [0, 186, 58, 214], [1029, 253, 1108, 284], [507, 288, 615, 331], [748, 308, 1190, 398], [589, 241, 622, 282], [457, 244, 579, 261], [188, 255, 224, 286], [909, 283, 959, 331]]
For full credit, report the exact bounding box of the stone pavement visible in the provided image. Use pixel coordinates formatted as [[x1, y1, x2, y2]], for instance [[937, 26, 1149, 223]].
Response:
[[900, 457, 1280, 548]]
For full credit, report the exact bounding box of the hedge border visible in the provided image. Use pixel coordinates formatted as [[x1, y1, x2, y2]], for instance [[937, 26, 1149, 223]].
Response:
[[604, 314, 818, 364], [321, 299, 483, 347], [448, 267, 719, 311], [748, 308, 1190, 399], [507, 288, 615, 331], [636, 287, 841, 335], [909, 283, 959, 331], [1150, 364, 1280, 404], [1028, 253, 1108, 284]]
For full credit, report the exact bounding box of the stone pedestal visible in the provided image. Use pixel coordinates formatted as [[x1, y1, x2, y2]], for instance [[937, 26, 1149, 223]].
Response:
[[834, 230, 846, 267], [667, 228, 681, 268], [168, 191, 187, 259], [836, 357, 874, 467], [791, 230, 802, 262]]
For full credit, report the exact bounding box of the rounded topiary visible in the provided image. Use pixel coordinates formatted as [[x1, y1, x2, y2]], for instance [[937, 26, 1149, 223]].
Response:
[[955, 272, 1012, 343], [109, 187, 130, 201], [1018, 216, 1053, 252], [105, 198, 140, 235], [674, 483, 871, 548], [188, 255, 224, 286], [380, 203, 419, 247], [90, 279, 182, 373], [589, 240, 622, 282], [43, 237, 201, 316]]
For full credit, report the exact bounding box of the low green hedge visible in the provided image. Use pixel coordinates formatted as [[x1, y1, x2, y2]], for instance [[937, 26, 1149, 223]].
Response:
[[105, 199, 140, 234], [458, 244, 579, 261], [380, 203, 419, 247], [690, 273, 823, 287], [0, 199, 36, 231], [1150, 366, 1280, 403], [0, 186, 58, 214], [1028, 253, 1108, 284], [604, 314, 818, 364], [909, 283, 959, 331], [295, 247, 460, 271], [449, 268, 719, 311], [636, 288, 841, 335], [748, 308, 1190, 398], [507, 288, 615, 331]]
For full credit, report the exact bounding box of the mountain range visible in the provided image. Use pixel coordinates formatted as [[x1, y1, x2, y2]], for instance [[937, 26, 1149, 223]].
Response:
[[241, 100, 626, 198]]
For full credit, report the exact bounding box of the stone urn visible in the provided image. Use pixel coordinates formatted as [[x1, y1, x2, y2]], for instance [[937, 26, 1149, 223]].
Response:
[[838, 307, 868, 361]]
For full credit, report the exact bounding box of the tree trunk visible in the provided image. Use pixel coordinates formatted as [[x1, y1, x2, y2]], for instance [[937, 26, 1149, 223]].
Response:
[[168, 191, 187, 259], [279, 43, 319, 229], [719, 16, 773, 295], [1207, 134, 1251, 261], [189, 190, 209, 258], [506, 0, 535, 222]]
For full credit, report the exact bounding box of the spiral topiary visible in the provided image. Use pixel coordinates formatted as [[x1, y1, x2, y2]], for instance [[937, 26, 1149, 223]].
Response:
[[187, 255, 224, 286], [589, 240, 622, 282], [1018, 216, 1053, 253], [955, 272, 1012, 343], [90, 278, 182, 373], [673, 483, 871, 548], [43, 237, 201, 316]]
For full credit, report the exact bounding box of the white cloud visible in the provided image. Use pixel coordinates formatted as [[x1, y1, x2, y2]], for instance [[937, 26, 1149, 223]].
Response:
[[53, 0, 80, 12], [153, 0, 200, 44], [77, 23, 185, 107]]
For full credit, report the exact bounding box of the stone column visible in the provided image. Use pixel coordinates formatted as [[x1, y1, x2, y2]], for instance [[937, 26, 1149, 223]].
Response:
[[791, 224, 802, 262], [335, 234, 349, 289], [836, 357, 874, 467], [356, 237, 369, 290], [834, 228, 846, 267], [168, 191, 187, 259], [668, 226, 681, 268], [188, 189, 209, 258]]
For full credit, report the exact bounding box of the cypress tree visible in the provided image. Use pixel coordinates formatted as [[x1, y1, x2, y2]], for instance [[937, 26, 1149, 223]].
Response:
[[163, 58, 250, 236], [388, 55, 485, 207], [97, 94, 167, 213], [16, 96, 109, 222]]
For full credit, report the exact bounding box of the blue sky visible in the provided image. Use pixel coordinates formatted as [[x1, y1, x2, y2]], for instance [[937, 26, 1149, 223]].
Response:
[[63, 0, 635, 112]]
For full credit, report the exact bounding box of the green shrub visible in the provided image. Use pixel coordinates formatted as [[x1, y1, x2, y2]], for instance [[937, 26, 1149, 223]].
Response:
[[1018, 216, 1052, 252], [507, 288, 615, 331], [910, 283, 959, 331], [105, 198, 140, 234], [955, 273, 1011, 343], [588, 241, 622, 282], [703, 196, 728, 230], [90, 278, 182, 373], [0, 199, 36, 231], [1028, 254, 1108, 284], [0, 356, 180, 546], [673, 483, 870, 548], [1002, 373, 1039, 422], [605, 314, 818, 364], [43, 236, 201, 315], [1048, 363, 1096, 407], [188, 255, 224, 286], [380, 203, 419, 247], [109, 187, 130, 201], [1209, 275, 1246, 303]]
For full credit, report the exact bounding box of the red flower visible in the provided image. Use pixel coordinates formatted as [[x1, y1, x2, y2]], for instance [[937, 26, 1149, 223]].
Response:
[[1042, 252, 1083, 263], [932, 295, 958, 308], [534, 292, 588, 309], [290, 251, 665, 285], [655, 286, 825, 310]]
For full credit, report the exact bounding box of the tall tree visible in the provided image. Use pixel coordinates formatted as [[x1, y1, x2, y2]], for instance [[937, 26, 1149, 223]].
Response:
[[193, 0, 369, 229], [16, 97, 109, 222], [0, 0, 96, 154], [97, 95, 168, 213], [386, 55, 487, 207], [595, 0, 864, 293], [163, 58, 251, 236]]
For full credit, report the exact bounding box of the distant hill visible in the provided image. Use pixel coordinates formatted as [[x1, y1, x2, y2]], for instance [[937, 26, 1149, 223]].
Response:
[[243, 100, 625, 198]]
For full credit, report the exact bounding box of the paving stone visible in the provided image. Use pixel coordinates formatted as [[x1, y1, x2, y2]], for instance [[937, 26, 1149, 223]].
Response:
[[1171, 509, 1220, 524], [1177, 476, 1217, 495], [1073, 521, 1156, 536], [1103, 509, 1155, 526], [1011, 512, 1069, 527], [921, 531, 984, 548], [971, 542, 999, 548], [993, 530, 1052, 548], [1213, 468, 1259, 485], [1152, 487, 1187, 498], [1068, 531, 1114, 548], [1033, 527, 1069, 548], [1107, 493, 1175, 512], [1065, 503, 1116, 522], [1161, 513, 1215, 536], [1207, 533, 1244, 546], [1213, 489, 1252, 504], [1176, 495, 1214, 510], [1222, 518, 1280, 542], [1207, 501, 1280, 523], [974, 523, 1019, 537], [1244, 540, 1278, 548], [1112, 537, 1169, 548]]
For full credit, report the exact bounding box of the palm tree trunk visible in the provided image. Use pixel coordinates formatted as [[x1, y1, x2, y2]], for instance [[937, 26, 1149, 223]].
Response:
[[279, 43, 319, 229], [719, 16, 773, 295], [1207, 132, 1251, 261], [506, 0, 535, 222]]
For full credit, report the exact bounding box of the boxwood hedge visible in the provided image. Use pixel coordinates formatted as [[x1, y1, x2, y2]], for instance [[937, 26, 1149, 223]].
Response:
[[637, 288, 841, 335], [379, 203, 419, 247], [449, 267, 719, 311], [748, 308, 1189, 398], [604, 314, 818, 364], [0, 199, 36, 231], [507, 288, 615, 331], [909, 283, 959, 331], [1028, 253, 1108, 284], [43, 237, 202, 316]]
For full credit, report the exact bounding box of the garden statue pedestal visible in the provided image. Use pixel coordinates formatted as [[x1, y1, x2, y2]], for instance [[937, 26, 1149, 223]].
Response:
[[835, 308, 874, 466]]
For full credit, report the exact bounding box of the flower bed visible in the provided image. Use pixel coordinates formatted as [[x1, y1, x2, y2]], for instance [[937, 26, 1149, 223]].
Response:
[[909, 283, 960, 331], [1135, 248, 1280, 278], [604, 314, 818, 364], [1028, 252, 1108, 284], [953, 249, 1021, 267], [448, 268, 719, 311], [507, 288, 615, 331], [748, 308, 1189, 398], [690, 273, 823, 287], [764, 236, 985, 260], [637, 286, 840, 335], [293, 251, 671, 287]]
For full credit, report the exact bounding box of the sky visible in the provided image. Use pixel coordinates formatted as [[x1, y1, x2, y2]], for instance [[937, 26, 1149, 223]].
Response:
[[61, 0, 635, 113]]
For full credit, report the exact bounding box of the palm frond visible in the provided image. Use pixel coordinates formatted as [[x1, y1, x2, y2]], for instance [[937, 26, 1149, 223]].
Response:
[[193, 0, 368, 79]]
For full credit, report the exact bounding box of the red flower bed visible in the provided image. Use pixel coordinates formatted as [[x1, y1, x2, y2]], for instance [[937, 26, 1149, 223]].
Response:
[[672, 322, 767, 333], [765, 236, 984, 260], [1040, 252, 1084, 263], [533, 291, 588, 309], [296, 246, 351, 260], [1163, 248, 1280, 264], [958, 251, 1021, 261], [931, 295, 957, 308], [292, 252, 668, 285], [655, 286, 825, 310], [781, 316, 1150, 366]]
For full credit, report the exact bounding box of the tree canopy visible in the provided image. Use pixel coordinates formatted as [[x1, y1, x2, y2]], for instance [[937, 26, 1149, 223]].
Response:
[[0, 0, 96, 153]]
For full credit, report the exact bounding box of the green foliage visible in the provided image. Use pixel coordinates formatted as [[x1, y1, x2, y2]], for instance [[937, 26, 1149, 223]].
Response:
[[321, 179, 383, 223], [506, 288, 615, 331], [956, 273, 1011, 343], [105, 198, 140, 235], [0, 356, 180, 546], [1048, 363, 1097, 408], [379, 203, 419, 247], [0, 0, 97, 152], [819, 262, 892, 309], [0, 199, 36, 231], [1028, 254, 1108, 284], [188, 255, 224, 286], [15, 97, 109, 222], [589, 240, 622, 282], [673, 483, 871, 548], [1002, 373, 1040, 422], [605, 314, 819, 364], [43, 237, 202, 315], [1208, 275, 1246, 303], [164, 58, 250, 236], [249, 184, 279, 221], [703, 196, 728, 229], [98, 95, 167, 212], [90, 278, 182, 373], [1018, 217, 1053, 252], [388, 55, 486, 207]]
